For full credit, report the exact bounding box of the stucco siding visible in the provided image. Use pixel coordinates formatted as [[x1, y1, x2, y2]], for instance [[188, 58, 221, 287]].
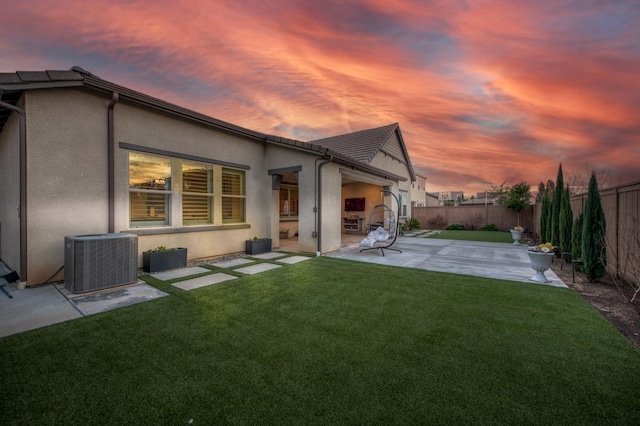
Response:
[[319, 162, 343, 253], [0, 96, 22, 273], [112, 101, 273, 263], [26, 89, 110, 284], [264, 143, 321, 254]]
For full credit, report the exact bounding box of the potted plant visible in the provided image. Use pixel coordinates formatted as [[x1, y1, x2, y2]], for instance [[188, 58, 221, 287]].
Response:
[[143, 246, 188, 273], [526, 242, 556, 283], [245, 237, 272, 255], [510, 225, 524, 245], [279, 229, 290, 239]]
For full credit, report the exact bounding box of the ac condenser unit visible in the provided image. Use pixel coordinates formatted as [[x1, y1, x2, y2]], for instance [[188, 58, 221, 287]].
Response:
[[64, 233, 138, 293]]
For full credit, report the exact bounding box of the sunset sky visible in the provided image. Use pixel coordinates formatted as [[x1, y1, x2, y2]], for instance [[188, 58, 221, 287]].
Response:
[[2, 0, 638, 195]]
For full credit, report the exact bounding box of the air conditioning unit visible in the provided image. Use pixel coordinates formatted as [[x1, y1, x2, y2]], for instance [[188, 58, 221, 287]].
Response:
[[64, 233, 138, 294]]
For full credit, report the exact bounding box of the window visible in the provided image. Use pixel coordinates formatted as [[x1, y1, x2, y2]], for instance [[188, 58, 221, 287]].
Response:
[[129, 152, 171, 226], [280, 186, 299, 218], [182, 161, 213, 225], [128, 152, 246, 228], [221, 168, 245, 223], [399, 190, 408, 217]]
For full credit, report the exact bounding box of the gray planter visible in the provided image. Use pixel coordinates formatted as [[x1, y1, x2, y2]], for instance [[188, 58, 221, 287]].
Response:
[[143, 247, 187, 273], [246, 238, 272, 255]]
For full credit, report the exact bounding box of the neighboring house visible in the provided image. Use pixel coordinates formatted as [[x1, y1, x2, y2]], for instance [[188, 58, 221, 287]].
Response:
[[425, 192, 439, 207], [437, 191, 464, 206], [410, 174, 427, 208], [0, 66, 417, 286]]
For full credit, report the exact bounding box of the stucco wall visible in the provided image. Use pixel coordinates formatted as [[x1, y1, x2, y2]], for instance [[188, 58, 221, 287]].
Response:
[[112, 101, 274, 263], [369, 152, 412, 215], [0, 96, 22, 273], [26, 89, 110, 284], [263, 144, 322, 254]]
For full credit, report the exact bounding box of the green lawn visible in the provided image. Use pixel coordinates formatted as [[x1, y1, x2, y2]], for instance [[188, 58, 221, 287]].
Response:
[[425, 229, 522, 243], [1, 257, 639, 424]]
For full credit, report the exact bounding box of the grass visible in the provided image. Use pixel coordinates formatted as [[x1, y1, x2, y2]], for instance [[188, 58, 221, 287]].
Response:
[[1, 257, 639, 424], [425, 229, 521, 243]]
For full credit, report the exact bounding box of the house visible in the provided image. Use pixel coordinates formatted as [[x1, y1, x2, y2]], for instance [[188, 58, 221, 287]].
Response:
[[410, 174, 427, 208], [0, 66, 417, 286], [437, 191, 465, 206], [425, 192, 439, 207]]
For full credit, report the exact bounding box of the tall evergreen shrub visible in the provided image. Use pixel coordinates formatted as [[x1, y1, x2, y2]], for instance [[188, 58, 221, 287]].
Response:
[[559, 186, 573, 256], [551, 164, 564, 246], [540, 193, 550, 242], [581, 173, 607, 282], [571, 213, 583, 261]]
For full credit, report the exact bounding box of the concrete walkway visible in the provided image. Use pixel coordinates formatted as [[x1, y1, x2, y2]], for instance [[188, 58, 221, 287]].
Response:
[[327, 237, 566, 288]]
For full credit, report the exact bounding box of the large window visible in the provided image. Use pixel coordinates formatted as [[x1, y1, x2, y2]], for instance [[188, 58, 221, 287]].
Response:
[[129, 152, 171, 227], [280, 186, 299, 218], [128, 152, 246, 228], [182, 161, 214, 225]]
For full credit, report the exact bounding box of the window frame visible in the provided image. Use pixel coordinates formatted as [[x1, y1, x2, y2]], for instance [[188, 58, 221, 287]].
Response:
[[126, 148, 248, 229]]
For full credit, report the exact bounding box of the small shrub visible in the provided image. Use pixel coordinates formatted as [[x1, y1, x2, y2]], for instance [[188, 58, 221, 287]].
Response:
[[480, 224, 499, 231], [408, 217, 421, 230], [446, 224, 465, 231], [463, 213, 483, 230], [427, 214, 447, 230]]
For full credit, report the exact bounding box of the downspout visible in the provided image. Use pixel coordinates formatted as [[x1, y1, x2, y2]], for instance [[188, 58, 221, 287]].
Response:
[[108, 92, 119, 233], [0, 100, 27, 284], [315, 153, 332, 256]]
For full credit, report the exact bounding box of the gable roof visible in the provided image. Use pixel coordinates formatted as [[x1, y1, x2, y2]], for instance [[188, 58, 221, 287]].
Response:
[[311, 123, 416, 181], [0, 66, 412, 182]]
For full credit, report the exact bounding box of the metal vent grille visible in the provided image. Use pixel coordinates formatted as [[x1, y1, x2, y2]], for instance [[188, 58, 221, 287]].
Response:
[[64, 234, 138, 293]]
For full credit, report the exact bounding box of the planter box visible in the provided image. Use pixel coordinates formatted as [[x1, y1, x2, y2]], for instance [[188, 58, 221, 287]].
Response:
[[143, 248, 187, 273], [246, 238, 272, 255]]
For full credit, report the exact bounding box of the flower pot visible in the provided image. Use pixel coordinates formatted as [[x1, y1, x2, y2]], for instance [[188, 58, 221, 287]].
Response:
[[143, 247, 187, 273], [510, 229, 524, 245], [246, 238, 272, 255], [279, 232, 289, 240], [527, 251, 554, 283]]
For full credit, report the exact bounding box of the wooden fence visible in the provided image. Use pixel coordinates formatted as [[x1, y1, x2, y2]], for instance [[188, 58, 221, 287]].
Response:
[[412, 179, 639, 279], [411, 204, 535, 233]]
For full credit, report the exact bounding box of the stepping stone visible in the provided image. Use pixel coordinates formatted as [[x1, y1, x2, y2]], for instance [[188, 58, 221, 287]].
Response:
[[234, 263, 282, 275], [211, 258, 255, 268], [249, 252, 287, 260], [151, 266, 210, 281], [172, 273, 237, 291], [276, 256, 312, 265]]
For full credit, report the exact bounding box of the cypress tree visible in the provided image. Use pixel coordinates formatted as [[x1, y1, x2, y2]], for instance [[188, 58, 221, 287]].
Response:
[[559, 186, 573, 257], [571, 213, 583, 261], [581, 173, 607, 282], [545, 192, 553, 243], [551, 164, 564, 246], [540, 193, 549, 242]]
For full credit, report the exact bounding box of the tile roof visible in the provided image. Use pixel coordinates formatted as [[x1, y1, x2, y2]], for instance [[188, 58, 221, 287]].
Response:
[[0, 66, 414, 182], [311, 123, 416, 181], [311, 123, 398, 163]]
